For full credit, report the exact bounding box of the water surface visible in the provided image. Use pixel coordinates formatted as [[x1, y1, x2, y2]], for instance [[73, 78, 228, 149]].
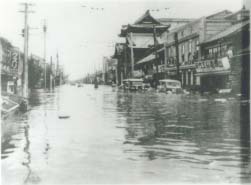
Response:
[[2, 85, 251, 184]]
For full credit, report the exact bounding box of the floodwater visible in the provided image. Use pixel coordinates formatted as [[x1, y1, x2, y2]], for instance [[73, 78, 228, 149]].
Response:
[[1, 84, 251, 184]]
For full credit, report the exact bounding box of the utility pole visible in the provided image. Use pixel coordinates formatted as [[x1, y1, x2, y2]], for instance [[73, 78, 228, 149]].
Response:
[[19, 3, 34, 98], [130, 32, 134, 78], [174, 32, 180, 81], [43, 20, 47, 89], [56, 52, 60, 86], [50, 56, 53, 90], [153, 25, 159, 74]]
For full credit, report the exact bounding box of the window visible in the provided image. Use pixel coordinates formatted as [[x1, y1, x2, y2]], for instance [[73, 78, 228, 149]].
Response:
[[237, 14, 241, 21], [181, 31, 184, 37], [221, 45, 227, 56], [196, 40, 199, 51], [213, 48, 218, 57], [182, 44, 185, 54], [218, 46, 221, 57], [173, 46, 176, 56], [209, 48, 213, 58], [189, 40, 192, 53]]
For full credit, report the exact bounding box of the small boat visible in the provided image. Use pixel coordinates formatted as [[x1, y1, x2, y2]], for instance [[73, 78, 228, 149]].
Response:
[[58, 115, 70, 119], [58, 111, 70, 119], [157, 79, 183, 94]]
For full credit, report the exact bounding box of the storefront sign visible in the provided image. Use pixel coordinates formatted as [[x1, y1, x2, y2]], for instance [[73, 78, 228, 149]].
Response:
[[196, 57, 230, 73]]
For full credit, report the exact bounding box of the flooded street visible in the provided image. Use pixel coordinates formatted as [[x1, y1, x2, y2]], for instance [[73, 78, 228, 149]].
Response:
[[2, 84, 251, 184]]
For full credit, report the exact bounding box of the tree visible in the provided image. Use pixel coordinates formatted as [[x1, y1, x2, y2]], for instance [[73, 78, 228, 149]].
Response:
[[28, 59, 43, 88]]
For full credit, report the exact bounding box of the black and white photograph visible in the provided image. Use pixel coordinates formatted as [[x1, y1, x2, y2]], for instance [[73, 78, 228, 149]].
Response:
[[1, 0, 251, 184]]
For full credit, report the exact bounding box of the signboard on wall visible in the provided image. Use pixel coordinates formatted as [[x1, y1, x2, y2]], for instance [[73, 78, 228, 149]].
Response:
[[196, 57, 230, 73]]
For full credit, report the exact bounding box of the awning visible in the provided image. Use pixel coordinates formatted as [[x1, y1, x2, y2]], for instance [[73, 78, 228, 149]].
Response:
[[195, 70, 230, 76], [136, 54, 155, 65]]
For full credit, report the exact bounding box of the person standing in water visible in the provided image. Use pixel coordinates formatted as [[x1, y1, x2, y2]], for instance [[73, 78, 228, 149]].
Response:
[[94, 76, 98, 88]]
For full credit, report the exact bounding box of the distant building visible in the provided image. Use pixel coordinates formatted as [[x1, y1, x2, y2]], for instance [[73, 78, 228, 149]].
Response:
[[102, 56, 118, 84]]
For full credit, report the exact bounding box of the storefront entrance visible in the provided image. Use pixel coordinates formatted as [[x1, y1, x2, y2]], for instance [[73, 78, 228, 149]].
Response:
[[200, 74, 230, 93]]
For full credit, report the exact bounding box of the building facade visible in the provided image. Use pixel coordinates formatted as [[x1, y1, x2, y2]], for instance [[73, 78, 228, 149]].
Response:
[[0, 37, 23, 96], [130, 8, 249, 95], [198, 8, 250, 96], [108, 8, 250, 96], [118, 10, 170, 82]]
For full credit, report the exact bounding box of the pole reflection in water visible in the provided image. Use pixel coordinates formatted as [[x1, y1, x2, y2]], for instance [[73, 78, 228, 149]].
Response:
[[240, 103, 251, 183], [1, 85, 251, 184]]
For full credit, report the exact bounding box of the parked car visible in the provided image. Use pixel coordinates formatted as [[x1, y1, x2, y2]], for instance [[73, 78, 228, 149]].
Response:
[[157, 79, 183, 94], [122, 79, 145, 91]]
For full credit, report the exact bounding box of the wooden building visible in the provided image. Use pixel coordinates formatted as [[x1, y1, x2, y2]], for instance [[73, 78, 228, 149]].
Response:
[[198, 8, 250, 96], [118, 10, 170, 80]]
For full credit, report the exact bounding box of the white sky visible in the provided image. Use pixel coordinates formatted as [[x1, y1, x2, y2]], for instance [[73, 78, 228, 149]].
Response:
[[0, 0, 243, 80]]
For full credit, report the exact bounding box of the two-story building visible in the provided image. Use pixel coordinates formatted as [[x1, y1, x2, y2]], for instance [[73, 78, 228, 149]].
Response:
[[197, 7, 250, 96], [135, 9, 247, 91], [118, 10, 170, 80]]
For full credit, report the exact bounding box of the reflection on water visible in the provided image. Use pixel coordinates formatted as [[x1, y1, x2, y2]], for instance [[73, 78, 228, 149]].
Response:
[[1, 85, 251, 184], [240, 103, 251, 183]]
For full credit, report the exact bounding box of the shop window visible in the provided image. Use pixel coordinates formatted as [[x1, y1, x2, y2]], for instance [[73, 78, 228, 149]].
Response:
[[214, 59, 219, 67], [210, 60, 215, 68], [213, 48, 218, 58], [221, 45, 227, 57], [208, 48, 213, 58]]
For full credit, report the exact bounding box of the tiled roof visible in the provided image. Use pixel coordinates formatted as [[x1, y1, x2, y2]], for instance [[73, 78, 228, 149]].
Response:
[[134, 10, 161, 25], [203, 20, 249, 44]]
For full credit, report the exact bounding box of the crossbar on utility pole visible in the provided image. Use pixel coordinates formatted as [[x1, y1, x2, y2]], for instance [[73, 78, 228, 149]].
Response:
[[19, 3, 34, 98]]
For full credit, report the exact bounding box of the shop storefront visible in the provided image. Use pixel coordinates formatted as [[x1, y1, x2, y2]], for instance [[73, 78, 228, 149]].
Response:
[[195, 57, 231, 93]]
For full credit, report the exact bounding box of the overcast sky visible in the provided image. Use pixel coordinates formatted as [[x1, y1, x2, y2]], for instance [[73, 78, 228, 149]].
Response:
[[0, 0, 243, 80]]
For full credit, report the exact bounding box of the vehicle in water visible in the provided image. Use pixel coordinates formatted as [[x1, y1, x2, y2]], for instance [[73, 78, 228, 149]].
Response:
[[121, 79, 150, 91], [157, 79, 183, 94], [77, 83, 83, 87]]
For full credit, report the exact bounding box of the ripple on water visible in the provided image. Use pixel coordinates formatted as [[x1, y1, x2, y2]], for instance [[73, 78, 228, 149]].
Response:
[[1, 85, 250, 184]]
